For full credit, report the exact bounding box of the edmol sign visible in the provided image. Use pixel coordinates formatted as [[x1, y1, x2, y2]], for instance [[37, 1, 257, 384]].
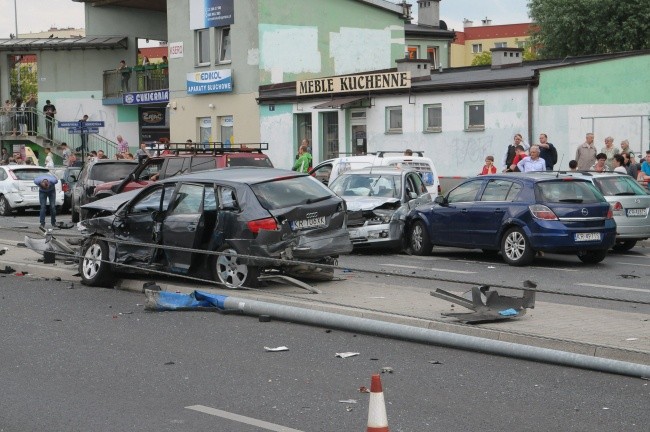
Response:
[[297, 71, 411, 96]]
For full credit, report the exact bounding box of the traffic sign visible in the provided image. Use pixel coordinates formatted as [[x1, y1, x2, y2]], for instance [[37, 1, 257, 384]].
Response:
[[68, 128, 99, 134], [58, 120, 105, 128], [84, 121, 105, 128], [58, 121, 80, 128]]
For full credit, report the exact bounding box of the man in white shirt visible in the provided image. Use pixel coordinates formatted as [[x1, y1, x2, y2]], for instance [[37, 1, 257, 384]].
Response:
[[517, 145, 546, 172]]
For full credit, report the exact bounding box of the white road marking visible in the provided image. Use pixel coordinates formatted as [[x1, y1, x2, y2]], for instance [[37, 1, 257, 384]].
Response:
[[575, 283, 648, 293], [186, 405, 304, 432], [616, 261, 650, 268], [383, 263, 476, 274]]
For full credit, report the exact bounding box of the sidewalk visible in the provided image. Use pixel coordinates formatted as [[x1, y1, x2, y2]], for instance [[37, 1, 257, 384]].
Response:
[[1, 240, 648, 365]]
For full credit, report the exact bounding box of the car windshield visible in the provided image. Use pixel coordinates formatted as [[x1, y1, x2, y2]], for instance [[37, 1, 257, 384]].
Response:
[[228, 156, 273, 167], [537, 180, 604, 203], [90, 163, 137, 182], [330, 173, 401, 198], [593, 176, 649, 196], [251, 175, 333, 210], [12, 169, 49, 180]]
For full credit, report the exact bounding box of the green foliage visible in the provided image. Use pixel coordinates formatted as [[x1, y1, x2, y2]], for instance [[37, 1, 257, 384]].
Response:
[[10, 64, 38, 99], [528, 0, 650, 58], [471, 51, 492, 66]]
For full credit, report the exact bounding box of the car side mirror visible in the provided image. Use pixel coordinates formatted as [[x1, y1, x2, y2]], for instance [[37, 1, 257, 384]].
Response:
[[409, 191, 418, 200], [151, 210, 166, 223], [434, 195, 447, 206]]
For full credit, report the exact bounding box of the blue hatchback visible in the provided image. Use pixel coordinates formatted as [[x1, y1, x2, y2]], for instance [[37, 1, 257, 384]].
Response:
[[406, 173, 616, 266]]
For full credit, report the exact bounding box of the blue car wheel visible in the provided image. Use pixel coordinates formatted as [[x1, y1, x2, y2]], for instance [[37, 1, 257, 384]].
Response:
[[501, 227, 535, 266]]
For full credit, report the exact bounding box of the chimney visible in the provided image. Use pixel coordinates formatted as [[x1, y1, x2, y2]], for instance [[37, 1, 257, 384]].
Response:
[[417, 0, 441, 27], [396, 58, 432, 79], [463, 18, 473, 28], [481, 17, 492, 26], [490, 47, 524, 69]]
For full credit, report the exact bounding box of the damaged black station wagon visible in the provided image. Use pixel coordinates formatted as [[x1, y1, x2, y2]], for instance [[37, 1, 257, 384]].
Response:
[[78, 167, 353, 288]]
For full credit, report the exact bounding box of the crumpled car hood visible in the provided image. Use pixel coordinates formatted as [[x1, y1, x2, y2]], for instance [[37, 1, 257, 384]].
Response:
[[343, 196, 400, 211], [80, 189, 140, 213]]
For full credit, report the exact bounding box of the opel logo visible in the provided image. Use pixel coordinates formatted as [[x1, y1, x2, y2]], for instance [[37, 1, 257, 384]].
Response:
[[634, 198, 640, 204], [581, 208, 589, 216]]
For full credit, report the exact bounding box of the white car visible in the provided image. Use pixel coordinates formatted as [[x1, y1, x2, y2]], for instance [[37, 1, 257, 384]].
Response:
[[0, 165, 64, 215], [310, 151, 440, 195]]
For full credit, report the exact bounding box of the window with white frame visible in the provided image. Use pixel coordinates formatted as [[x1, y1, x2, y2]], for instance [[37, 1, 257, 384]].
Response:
[[465, 101, 485, 130], [494, 42, 507, 48], [472, 43, 483, 53], [196, 28, 210, 66], [386, 106, 402, 133], [218, 27, 231, 63], [516, 40, 526, 48], [424, 104, 442, 132]]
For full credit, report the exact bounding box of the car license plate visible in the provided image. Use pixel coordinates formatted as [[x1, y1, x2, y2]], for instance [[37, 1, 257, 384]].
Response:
[[291, 216, 326, 230], [626, 208, 648, 217], [31, 186, 38, 192], [575, 232, 601, 242]]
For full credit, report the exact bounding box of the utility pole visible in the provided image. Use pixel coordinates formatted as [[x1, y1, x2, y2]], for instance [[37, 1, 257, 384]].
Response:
[[14, 0, 21, 97]]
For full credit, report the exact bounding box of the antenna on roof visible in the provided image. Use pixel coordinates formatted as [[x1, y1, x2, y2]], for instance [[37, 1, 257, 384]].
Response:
[[555, 153, 565, 178]]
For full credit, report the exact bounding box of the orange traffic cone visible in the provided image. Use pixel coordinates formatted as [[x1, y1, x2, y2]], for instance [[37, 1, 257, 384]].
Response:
[[367, 374, 389, 432]]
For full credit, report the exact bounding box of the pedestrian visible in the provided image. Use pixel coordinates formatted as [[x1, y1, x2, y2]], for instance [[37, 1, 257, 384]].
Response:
[[68, 152, 79, 167], [77, 114, 89, 152], [1, 147, 9, 165], [479, 155, 497, 175], [404, 148, 413, 156], [517, 145, 546, 172], [638, 150, 650, 189], [590, 153, 609, 172], [292, 144, 312, 173], [136, 142, 151, 162], [60, 142, 71, 167], [568, 160, 578, 171], [501, 133, 529, 171], [504, 145, 527, 172], [575, 132, 597, 171], [620, 139, 634, 160], [116, 135, 129, 154], [612, 154, 627, 174], [97, 149, 107, 159], [622, 152, 638, 179], [44, 147, 54, 168], [118, 59, 131, 92], [537, 133, 558, 171], [12, 97, 27, 136], [124, 152, 134, 160], [0, 99, 11, 136], [25, 93, 37, 136], [34, 173, 58, 229], [43, 99, 57, 142], [600, 136, 619, 170]]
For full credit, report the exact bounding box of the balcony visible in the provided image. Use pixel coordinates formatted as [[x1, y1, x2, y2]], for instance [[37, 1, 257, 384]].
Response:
[[103, 63, 168, 100]]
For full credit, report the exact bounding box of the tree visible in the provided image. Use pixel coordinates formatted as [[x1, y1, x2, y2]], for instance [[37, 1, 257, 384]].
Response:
[[528, 0, 650, 58], [471, 51, 491, 66]]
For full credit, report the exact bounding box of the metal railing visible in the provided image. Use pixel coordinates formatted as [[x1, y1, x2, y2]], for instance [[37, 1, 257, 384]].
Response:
[[103, 64, 169, 99]]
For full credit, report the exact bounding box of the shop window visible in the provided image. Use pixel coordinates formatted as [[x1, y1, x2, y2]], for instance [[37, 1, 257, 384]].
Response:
[[220, 116, 233, 145], [472, 43, 482, 53], [218, 27, 231, 64], [424, 104, 442, 132], [465, 101, 485, 131], [407, 46, 418, 59], [196, 29, 210, 66], [386, 106, 402, 134]]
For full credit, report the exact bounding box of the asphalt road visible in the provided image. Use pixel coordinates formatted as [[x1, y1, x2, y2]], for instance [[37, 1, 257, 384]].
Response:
[[1, 277, 648, 432]]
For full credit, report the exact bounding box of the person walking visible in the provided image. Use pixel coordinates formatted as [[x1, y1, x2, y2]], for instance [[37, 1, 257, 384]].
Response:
[[34, 173, 58, 229], [575, 132, 597, 171], [517, 145, 546, 172], [600, 136, 619, 170], [537, 133, 558, 171], [292, 144, 312, 173], [43, 99, 57, 142]]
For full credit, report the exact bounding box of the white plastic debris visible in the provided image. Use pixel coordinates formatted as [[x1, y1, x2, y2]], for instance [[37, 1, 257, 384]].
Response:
[[338, 399, 357, 404], [625, 338, 639, 341], [336, 352, 359, 358], [264, 346, 289, 352]]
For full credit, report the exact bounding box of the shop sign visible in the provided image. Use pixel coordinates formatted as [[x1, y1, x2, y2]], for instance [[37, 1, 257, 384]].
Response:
[[187, 69, 233, 95], [297, 71, 411, 96]]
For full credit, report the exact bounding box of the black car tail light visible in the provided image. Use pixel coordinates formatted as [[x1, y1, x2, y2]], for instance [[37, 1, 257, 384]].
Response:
[[62, 183, 69, 193], [529, 204, 558, 220], [247, 217, 279, 234]]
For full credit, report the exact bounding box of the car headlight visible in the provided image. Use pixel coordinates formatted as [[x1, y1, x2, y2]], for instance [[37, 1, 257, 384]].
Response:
[[369, 210, 394, 224]]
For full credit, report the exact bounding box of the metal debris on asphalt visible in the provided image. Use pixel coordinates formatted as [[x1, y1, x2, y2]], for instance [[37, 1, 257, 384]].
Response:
[[264, 346, 289, 352], [338, 399, 357, 404], [335, 352, 359, 358], [381, 367, 393, 374], [428, 360, 443, 365]]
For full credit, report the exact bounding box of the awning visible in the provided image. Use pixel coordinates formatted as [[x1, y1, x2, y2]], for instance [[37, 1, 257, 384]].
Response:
[[313, 96, 368, 109]]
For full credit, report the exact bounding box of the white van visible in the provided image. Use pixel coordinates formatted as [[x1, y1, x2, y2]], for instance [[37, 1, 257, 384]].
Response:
[[310, 151, 440, 195]]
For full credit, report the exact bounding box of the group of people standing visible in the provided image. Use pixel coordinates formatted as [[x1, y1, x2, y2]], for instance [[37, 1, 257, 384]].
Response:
[[0, 95, 56, 140], [571, 133, 644, 179], [480, 133, 558, 175]]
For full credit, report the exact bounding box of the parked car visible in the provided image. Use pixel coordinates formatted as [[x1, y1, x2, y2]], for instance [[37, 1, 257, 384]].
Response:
[[562, 171, 650, 251], [310, 151, 440, 194], [71, 159, 138, 222], [49, 166, 81, 213], [91, 149, 274, 200], [406, 173, 616, 266], [0, 165, 64, 215], [78, 167, 353, 288], [328, 167, 432, 251]]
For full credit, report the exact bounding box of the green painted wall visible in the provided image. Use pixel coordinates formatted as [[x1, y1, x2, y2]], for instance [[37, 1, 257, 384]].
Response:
[[539, 55, 650, 105]]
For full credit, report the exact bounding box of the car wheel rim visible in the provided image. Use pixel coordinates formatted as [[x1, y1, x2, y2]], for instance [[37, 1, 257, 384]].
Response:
[[505, 231, 526, 261], [82, 243, 102, 279], [216, 249, 247, 288], [411, 225, 423, 252]]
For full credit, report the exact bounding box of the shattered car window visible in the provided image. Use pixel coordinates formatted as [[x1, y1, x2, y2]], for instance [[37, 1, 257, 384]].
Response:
[[131, 187, 165, 214], [169, 183, 204, 215], [251, 175, 332, 210]]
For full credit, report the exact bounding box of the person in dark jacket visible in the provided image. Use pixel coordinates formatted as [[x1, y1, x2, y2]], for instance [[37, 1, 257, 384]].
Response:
[[34, 173, 58, 228], [538, 133, 558, 171]]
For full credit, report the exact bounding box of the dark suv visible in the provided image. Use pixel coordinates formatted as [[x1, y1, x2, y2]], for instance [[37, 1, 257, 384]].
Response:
[[71, 159, 138, 222], [91, 146, 273, 200]]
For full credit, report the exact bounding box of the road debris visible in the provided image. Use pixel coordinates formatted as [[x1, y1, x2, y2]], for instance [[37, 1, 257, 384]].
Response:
[[359, 386, 370, 393], [336, 352, 359, 358], [381, 367, 393, 374], [264, 346, 289, 352], [428, 360, 443, 365], [338, 399, 357, 404]]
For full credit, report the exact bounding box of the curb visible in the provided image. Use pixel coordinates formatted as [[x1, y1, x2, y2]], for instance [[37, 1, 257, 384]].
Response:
[[3, 255, 648, 366]]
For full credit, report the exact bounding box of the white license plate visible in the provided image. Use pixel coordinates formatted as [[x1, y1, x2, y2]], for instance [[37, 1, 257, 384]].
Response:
[[626, 208, 648, 217], [31, 186, 38, 192], [291, 216, 326, 230], [575, 232, 601, 242]]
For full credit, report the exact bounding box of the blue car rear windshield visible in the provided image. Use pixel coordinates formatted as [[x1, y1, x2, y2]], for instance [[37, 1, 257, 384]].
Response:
[[251, 175, 333, 210], [537, 180, 603, 203]]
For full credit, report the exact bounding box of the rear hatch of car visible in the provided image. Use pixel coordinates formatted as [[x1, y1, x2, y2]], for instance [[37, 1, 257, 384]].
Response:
[[226, 153, 273, 168], [86, 162, 138, 200], [10, 168, 55, 197], [592, 175, 650, 234]]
